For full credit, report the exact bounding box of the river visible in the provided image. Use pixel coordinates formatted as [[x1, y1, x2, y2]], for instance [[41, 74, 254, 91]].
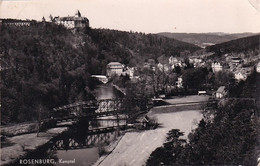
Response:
[[42, 86, 203, 166], [54, 84, 123, 166], [93, 84, 124, 100]]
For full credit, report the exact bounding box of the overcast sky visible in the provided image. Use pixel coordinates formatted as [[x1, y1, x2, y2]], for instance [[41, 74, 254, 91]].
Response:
[[0, 0, 260, 33]]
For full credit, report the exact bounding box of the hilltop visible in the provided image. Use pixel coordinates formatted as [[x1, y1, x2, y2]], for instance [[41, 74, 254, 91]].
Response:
[[206, 34, 260, 54], [158, 32, 258, 48], [0, 22, 199, 124]]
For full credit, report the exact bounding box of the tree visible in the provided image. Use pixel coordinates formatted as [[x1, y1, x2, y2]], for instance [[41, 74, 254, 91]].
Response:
[[213, 71, 234, 87], [174, 65, 181, 74], [49, 14, 54, 22], [146, 129, 187, 166]]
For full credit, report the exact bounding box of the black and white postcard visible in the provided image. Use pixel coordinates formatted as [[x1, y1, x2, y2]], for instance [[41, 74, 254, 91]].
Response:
[[1, 0, 260, 165]]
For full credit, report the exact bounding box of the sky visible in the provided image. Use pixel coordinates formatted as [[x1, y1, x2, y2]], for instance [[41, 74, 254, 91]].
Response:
[[0, 0, 260, 33]]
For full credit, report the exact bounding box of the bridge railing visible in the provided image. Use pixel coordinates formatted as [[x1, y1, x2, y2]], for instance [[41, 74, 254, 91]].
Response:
[[51, 98, 152, 120]]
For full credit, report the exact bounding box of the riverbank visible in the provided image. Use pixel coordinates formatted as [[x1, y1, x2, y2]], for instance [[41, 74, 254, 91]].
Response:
[[164, 95, 209, 105], [0, 127, 67, 165], [0, 122, 38, 137]]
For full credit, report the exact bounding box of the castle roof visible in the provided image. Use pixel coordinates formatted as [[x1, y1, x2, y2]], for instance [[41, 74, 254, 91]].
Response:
[[56, 16, 89, 22]]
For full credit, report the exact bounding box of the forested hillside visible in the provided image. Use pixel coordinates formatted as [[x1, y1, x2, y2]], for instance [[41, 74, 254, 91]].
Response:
[[158, 32, 258, 48], [0, 22, 199, 124], [206, 35, 260, 54]]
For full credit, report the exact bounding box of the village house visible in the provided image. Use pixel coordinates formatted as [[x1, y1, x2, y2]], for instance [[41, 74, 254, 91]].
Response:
[[234, 71, 247, 81], [125, 67, 134, 78], [157, 63, 170, 72], [106, 62, 124, 77], [176, 77, 183, 88], [106, 62, 134, 78], [54, 10, 89, 29], [168, 56, 184, 69], [189, 57, 202, 64], [188, 57, 204, 68], [215, 86, 227, 99], [231, 57, 243, 66], [211, 62, 223, 73], [169, 56, 179, 65], [256, 62, 260, 73]]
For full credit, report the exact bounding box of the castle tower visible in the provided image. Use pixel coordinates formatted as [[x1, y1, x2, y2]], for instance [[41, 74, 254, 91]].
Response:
[[75, 10, 81, 17]]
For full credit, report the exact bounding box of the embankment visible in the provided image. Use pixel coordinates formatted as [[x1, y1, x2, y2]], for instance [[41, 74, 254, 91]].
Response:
[[149, 103, 204, 115], [1, 127, 67, 165]]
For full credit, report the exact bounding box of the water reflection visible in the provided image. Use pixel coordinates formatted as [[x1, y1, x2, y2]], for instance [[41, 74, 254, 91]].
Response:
[[13, 84, 124, 166], [52, 118, 119, 166], [53, 131, 118, 166], [52, 84, 123, 165], [56, 148, 99, 166], [94, 84, 124, 100]]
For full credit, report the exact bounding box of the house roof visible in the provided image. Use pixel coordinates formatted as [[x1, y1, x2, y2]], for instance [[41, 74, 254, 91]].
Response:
[[216, 86, 226, 93], [107, 62, 123, 66], [91, 75, 107, 79]]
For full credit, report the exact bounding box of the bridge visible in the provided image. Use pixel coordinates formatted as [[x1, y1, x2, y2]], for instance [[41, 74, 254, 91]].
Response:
[[49, 98, 151, 126], [52, 126, 122, 150]]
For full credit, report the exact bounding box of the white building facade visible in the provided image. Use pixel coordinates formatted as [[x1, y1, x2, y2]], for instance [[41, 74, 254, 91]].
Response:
[[106, 62, 124, 77], [54, 10, 89, 29], [211, 62, 223, 73], [256, 62, 260, 73]]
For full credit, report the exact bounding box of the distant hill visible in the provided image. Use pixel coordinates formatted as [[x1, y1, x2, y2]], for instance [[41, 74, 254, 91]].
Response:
[[206, 34, 260, 54], [157, 32, 259, 48]]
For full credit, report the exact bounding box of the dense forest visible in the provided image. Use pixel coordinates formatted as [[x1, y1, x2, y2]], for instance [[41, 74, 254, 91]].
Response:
[[0, 22, 199, 124], [206, 34, 260, 54], [146, 70, 259, 165], [158, 32, 258, 48]]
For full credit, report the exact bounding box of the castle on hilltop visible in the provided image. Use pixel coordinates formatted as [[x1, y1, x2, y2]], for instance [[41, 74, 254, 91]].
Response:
[[53, 10, 89, 29], [0, 10, 89, 29]]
